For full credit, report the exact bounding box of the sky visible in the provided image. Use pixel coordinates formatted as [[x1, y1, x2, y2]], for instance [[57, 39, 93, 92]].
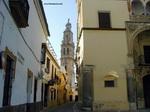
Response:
[[42, 0, 77, 64]]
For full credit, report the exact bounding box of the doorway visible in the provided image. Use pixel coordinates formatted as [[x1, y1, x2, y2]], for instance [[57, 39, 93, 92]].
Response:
[[69, 95, 72, 101], [75, 95, 78, 102], [34, 78, 37, 102], [41, 83, 44, 110], [44, 84, 48, 107], [2, 55, 14, 106], [143, 75, 150, 108], [27, 69, 33, 104]]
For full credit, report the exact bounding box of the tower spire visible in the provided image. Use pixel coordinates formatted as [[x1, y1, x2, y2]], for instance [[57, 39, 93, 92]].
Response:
[[65, 19, 71, 31]]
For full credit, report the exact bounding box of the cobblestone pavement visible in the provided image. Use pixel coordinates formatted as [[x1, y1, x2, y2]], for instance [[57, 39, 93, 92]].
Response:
[[41, 102, 76, 112], [74, 102, 150, 112], [41, 101, 150, 112]]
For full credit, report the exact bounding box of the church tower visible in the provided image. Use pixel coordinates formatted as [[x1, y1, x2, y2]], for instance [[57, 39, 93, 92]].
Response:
[[61, 19, 75, 88]]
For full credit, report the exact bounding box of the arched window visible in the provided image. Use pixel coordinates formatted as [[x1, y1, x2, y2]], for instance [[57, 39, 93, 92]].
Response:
[[65, 66, 67, 71], [67, 48, 69, 55], [63, 48, 65, 55], [66, 35, 68, 42], [131, 1, 144, 15], [146, 1, 150, 15]]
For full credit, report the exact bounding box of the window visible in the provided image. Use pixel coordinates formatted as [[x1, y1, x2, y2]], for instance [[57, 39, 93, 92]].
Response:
[[63, 48, 65, 55], [131, 1, 144, 15], [46, 58, 50, 69], [65, 66, 67, 71], [41, 44, 46, 64], [66, 35, 69, 42], [3, 47, 16, 106], [144, 46, 150, 63], [45, 58, 50, 73], [98, 12, 111, 28], [52, 65, 54, 79], [67, 48, 69, 55], [54, 68, 57, 79], [104, 80, 115, 87]]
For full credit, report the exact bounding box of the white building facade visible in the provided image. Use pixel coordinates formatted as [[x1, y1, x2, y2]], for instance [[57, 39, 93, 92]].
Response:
[[0, 0, 50, 111]]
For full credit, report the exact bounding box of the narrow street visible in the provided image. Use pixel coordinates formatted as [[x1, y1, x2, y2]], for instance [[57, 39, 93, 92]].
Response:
[[41, 101, 150, 112], [41, 102, 76, 112], [1, 0, 150, 112]]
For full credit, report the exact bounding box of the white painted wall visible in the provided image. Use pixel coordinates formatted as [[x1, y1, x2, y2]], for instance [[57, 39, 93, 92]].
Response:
[[0, 0, 48, 107]]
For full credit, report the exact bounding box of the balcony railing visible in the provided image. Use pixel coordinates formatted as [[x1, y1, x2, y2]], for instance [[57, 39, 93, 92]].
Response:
[[48, 78, 59, 86], [45, 68, 49, 73], [9, 0, 30, 27], [138, 55, 150, 66], [48, 79, 55, 86], [130, 15, 150, 22], [54, 75, 60, 84]]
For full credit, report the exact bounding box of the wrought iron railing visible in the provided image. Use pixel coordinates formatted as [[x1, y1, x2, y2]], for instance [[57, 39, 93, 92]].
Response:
[[138, 55, 150, 66]]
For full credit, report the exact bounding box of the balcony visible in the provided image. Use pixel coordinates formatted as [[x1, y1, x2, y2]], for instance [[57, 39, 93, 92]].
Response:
[[48, 79, 55, 86], [54, 75, 60, 84], [48, 78, 59, 86], [130, 15, 150, 22], [45, 68, 49, 73], [9, 0, 30, 28], [41, 43, 46, 64], [138, 55, 150, 66]]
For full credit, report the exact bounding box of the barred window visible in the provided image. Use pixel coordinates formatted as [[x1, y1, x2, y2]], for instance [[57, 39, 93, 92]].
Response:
[[104, 80, 114, 87], [144, 46, 150, 63], [98, 12, 111, 28]]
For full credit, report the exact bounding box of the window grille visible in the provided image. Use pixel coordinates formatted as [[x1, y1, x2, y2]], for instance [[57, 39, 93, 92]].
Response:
[[98, 12, 111, 28]]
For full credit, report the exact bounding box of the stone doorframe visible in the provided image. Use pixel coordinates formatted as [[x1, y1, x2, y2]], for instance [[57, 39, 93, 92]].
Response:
[[126, 22, 150, 56], [125, 22, 150, 110]]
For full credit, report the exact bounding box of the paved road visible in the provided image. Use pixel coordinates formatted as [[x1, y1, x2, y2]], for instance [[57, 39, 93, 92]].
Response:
[[41, 102, 76, 112], [41, 102, 150, 112]]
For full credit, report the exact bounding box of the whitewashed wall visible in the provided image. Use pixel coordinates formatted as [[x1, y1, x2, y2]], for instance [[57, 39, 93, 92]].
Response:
[[0, 0, 48, 107]]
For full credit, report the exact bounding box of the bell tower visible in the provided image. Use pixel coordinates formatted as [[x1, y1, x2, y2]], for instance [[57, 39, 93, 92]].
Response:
[[61, 19, 75, 88]]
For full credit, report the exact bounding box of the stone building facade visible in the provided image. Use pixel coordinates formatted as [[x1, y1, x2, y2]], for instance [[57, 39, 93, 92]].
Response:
[[61, 20, 75, 89], [60, 20, 76, 101], [75, 0, 150, 111]]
